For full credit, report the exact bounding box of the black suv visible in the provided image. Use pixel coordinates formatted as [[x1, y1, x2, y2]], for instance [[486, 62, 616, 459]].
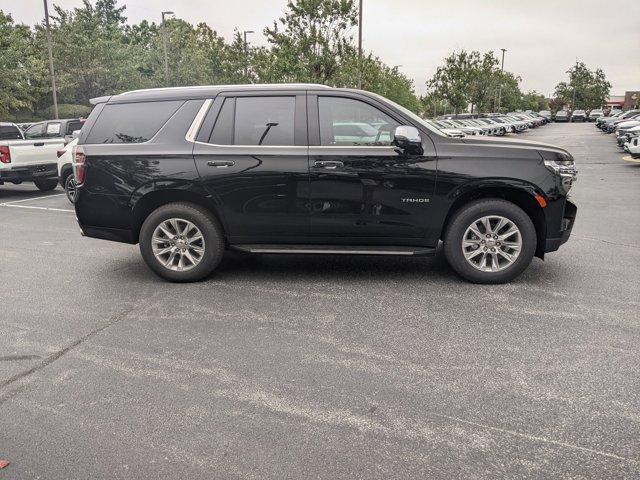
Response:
[[74, 84, 577, 283]]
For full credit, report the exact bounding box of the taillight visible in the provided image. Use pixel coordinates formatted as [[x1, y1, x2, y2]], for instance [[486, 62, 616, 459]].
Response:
[[0, 146, 10, 164], [57, 149, 66, 158], [72, 145, 86, 184]]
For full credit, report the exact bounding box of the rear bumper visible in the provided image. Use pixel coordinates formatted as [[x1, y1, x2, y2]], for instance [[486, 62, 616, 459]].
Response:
[[544, 199, 577, 253], [0, 163, 57, 182], [78, 223, 136, 244]]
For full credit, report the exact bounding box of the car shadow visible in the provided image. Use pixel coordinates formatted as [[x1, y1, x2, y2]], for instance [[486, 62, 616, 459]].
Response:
[[0, 184, 61, 202]]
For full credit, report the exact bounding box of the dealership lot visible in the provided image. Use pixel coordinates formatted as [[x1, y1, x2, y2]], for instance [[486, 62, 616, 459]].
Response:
[[0, 123, 639, 478]]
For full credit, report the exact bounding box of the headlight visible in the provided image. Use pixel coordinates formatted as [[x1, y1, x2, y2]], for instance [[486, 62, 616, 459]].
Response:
[[544, 157, 577, 193]]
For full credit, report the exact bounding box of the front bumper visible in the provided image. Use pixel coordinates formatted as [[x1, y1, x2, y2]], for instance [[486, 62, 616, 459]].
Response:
[[0, 163, 57, 183], [544, 199, 577, 253]]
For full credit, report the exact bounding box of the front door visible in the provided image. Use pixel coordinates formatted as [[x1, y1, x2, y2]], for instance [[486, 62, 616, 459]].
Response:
[[306, 93, 437, 243], [192, 92, 310, 243]]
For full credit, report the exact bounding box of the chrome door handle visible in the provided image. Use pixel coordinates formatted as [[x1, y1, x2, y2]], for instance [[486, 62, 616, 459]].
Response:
[[33, 142, 45, 147], [314, 160, 344, 169], [207, 160, 235, 167]]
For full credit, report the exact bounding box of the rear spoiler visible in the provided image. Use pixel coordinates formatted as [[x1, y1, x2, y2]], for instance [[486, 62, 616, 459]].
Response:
[[90, 95, 111, 105]]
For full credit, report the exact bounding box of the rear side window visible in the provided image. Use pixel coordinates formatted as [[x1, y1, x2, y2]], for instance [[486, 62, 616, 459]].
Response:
[[205, 96, 296, 146], [85, 100, 183, 144], [0, 125, 23, 140], [66, 120, 83, 135]]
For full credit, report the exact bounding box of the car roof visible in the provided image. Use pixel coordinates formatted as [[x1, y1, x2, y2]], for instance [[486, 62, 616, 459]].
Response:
[[93, 83, 335, 105], [0, 122, 19, 127]]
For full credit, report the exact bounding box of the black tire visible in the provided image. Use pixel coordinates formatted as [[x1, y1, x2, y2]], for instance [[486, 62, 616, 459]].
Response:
[[443, 199, 537, 284], [63, 173, 77, 203], [33, 178, 58, 191], [139, 202, 225, 282]]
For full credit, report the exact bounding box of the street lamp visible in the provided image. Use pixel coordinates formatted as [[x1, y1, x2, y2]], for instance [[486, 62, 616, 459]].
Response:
[[43, 0, 59, 119], [161, 11, 174, 87], [497, 48, 507, 113], [243, 30, 255, 81]]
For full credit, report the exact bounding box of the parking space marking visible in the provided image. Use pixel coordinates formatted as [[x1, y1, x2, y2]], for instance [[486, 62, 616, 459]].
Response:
[[0, 204, 74, 213], [0, 193, 66, 205], [622, 155, 640, 164]]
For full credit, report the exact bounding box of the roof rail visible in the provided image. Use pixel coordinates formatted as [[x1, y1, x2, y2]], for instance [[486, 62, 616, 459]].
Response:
[[118, 83, 333, 96]]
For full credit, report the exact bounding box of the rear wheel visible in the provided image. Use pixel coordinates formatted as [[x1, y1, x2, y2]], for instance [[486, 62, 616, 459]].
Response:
[[444, 199, 536, 284], [33, 178, 58, 191], [139, 202, 224, 282]]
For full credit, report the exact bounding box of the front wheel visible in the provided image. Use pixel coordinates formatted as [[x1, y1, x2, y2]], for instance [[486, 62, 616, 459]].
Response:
[[139, 202, 225, 282], [33, 178, 58, 191], [444, 199, 537, 284]]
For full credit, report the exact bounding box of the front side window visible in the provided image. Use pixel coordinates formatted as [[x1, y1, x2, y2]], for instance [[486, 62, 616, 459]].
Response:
[[318, 96, 399, 146], [24, 123, 45, 139], [85, 100, 183, 144]]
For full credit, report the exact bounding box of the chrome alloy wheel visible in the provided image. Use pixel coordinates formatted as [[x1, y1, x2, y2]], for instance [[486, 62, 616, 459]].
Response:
[[152, 218, 205, 271], [462, 215, 522, 272], [65, 176, 77, 203]]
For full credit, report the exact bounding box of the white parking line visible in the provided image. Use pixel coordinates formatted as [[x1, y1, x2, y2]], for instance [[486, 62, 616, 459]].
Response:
[[0, 193, 66, 205], [0, 204, 74, 213]]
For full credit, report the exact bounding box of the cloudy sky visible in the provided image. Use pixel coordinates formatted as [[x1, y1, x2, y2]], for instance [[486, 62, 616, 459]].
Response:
[[7, 0, 640, 96]]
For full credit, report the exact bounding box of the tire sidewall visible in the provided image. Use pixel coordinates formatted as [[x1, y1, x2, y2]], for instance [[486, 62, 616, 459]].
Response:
[[444, 200, 537, 284], [34, 178, 58, 191], [139, 203, 224, 282]]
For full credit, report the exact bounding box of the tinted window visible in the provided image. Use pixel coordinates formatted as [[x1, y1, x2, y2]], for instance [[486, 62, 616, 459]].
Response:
[[86, 101, 183, 144], [319, 97, 399, 146], [0, 125, 23, 140], [24, 123, 45, 139], [234, 96, 295, 146], [66, 120, 83, 135], [209, 98, 234, 145]]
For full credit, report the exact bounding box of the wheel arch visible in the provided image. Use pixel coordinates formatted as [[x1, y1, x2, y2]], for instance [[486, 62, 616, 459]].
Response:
[[441, 184, 547, 258], [131, 187, 227, 243]]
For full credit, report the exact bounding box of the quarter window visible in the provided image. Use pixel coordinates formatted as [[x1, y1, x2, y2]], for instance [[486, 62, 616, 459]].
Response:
[[85, 100, 183, 144], [318, 96, 399, 146]]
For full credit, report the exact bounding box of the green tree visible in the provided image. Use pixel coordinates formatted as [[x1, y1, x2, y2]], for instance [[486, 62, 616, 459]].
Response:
[[0, 11, 48, 119], [520, 90, 549, 111], [426, 50, 477, 113], [262, 0, 358, 83], [554, 62, 611, 109]]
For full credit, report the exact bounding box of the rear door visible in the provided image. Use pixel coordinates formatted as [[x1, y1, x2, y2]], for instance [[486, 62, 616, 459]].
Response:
[[192, 91, 310, 243]]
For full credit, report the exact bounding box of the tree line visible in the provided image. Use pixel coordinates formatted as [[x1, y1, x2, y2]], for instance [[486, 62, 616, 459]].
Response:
[[0, 0, 611, 121]]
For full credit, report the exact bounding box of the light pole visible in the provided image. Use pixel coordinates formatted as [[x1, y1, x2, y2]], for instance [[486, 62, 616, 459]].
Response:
[[497, 48, 507, 113], [43, 0, 58, 119], [161, 11, 174, 87], [358, 0, 363, 89], [571, 58, 578, 110], [243, 30, 254, 81]]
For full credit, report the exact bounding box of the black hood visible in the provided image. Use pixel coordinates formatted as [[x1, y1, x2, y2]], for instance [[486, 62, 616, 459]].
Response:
[[460, 135, 572, 160]]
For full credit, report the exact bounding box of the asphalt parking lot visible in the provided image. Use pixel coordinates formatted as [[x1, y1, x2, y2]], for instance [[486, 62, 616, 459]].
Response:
[[1, 123, 639, 479]]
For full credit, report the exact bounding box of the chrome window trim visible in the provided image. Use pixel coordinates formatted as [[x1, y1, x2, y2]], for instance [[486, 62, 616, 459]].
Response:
[[185, 99, 213, 143]]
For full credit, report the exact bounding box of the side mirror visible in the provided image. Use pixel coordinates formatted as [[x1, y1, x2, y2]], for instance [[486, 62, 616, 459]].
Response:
[[393, 125, 423, 155], [72, 129, 81, 139]]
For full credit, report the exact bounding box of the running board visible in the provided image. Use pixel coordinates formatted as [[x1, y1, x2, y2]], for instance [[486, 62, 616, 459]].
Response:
[[231, 244, 436, 256]]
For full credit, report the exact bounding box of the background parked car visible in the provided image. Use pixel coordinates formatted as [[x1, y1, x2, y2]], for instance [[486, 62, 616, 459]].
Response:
[[555, 110, 570, 122], [588, 109, 604, 121], [57, 137, 79, 202], [23, 118, 85, 144], [571, 110, 587, 122], [539, 110, 552, 121]]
